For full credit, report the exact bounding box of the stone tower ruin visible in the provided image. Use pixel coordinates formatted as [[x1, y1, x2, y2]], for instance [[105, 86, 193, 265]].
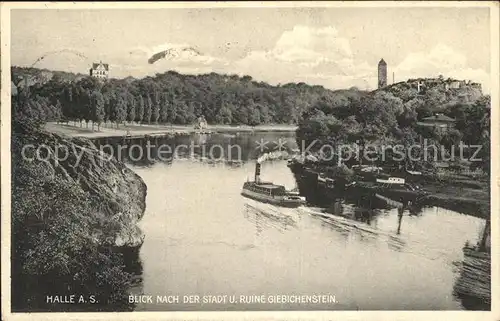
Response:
[[378, 58, 387, 89]]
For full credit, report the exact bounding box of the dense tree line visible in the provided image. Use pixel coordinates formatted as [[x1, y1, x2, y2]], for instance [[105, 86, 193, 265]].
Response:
[[12, 67, 355, 128], [296, 88, 491, 173]]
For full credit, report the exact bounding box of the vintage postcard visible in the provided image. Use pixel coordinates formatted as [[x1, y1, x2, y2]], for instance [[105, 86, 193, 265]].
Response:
[[1, 1, 498, 320]]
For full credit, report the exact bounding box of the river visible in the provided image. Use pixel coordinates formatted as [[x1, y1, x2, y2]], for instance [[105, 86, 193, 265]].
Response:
[[110, 132, 486, 311]]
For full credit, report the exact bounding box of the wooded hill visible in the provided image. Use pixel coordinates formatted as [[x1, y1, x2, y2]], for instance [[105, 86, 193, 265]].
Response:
[[11, 66, 367, 127]]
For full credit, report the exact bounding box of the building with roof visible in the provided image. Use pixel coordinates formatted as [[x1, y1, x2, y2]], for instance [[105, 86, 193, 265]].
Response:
[[417, 113, 456, 133], [89, 62, 109, 80]]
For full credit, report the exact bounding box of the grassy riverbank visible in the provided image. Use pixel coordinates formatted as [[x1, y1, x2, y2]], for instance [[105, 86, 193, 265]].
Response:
[[359, 178, 489, 218], [419, 178, 490, 219], [45, 122, 297, 138]]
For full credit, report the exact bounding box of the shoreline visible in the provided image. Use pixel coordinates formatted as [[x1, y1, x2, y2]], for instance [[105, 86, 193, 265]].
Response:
[[45, 122, 298, 139], [349, 183, 488, 219], [290, 163, 490, 219]]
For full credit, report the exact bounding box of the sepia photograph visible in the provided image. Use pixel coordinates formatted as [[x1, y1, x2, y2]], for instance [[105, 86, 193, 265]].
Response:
[[1, 1, 498, 320]]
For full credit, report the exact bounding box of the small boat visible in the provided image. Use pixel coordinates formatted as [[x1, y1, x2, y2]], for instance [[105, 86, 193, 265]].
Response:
[[375, 177, 406, 185], [241, 163, 306, 208], [317, 173, 336, 189], [226, 159, 243, 166], [406, 169, 422, 176], [287, 187, 300, 196], [373, 177, 428, 201], [352, 165, 383, 173], [348, 175, 428, 202], [221, 133, 237, 138]]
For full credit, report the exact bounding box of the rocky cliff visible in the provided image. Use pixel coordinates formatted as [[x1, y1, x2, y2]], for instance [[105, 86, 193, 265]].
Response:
[[12, 121, 147, 249], [11, 121, 147, 311]]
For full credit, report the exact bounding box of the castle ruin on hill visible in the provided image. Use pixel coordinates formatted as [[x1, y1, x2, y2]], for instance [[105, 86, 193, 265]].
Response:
[[384, 76, 483, 103], [375, 58, 483, 103]]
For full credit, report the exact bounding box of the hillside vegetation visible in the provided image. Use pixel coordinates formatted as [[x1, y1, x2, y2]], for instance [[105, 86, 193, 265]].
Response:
[[11, 66, 367, 128], [296, 79, 490, 174], [11, 118, 147, 311]]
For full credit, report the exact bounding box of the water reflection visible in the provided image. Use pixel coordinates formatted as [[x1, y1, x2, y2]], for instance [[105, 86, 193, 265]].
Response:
[[243, 202, 298, 235], [387, 234, 407, 252], [452, 219, 491, 310], [297, 189, 489, 268], [111, 132, 489, 311], [299, 180, 443, 242], [92, 132, 298, 167]]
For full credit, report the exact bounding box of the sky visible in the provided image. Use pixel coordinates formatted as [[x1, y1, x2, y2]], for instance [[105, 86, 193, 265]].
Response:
[[10, 6, 492, 92]]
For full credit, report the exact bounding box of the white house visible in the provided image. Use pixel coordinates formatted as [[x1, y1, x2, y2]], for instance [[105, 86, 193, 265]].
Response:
[[89, 62, 109, 79]]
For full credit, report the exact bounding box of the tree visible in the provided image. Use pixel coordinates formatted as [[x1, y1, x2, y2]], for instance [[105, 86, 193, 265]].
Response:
[[144, 95, 152, 124], [185, 101, 196, 124], [174, 101, 188, 124], [14, 88, 33, 120], [424, 87, 447, 110], [151, 93, 160, 124], [233, 105, 249, 124], [107, 93, 118, 125], [160, 93, 169, 123], [54, 100, 63, 123], [167, 97, 178, 124], [74, 86, 88, 127], [352, 94, 398, 145], [90, 91, 105, 131], [416, 104, 434, 120], [440, 128, 463, 151], [79, 88, 92, 128], [136, 95, 144, 125], [296, 110, 342, 153], [31, 99, 47, 122], [61, 86, 75, 123], [127, 94, 136, 124], [215, 104, 232, 124], [109, 93, 127, 128], [114, 95, 127, 128], [474, 131, 490, 174], [340, 115, 362, 143], [445, 103, 468, 132], [470, 96, 490, 173], [397, 106, 418, 128], [248, 107, 261, 126]]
